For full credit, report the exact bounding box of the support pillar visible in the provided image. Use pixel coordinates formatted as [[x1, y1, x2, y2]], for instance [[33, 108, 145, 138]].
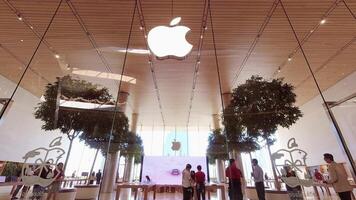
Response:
[[101, 91, 129, 193], [123, 113, 139, 182], [212, 114, 225, 183], [101, 151, 119, 193], [223, 92, 246, 193]]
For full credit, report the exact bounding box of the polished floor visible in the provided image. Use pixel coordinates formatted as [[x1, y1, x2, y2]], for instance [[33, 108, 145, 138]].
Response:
[[0, 186, 344, 200]]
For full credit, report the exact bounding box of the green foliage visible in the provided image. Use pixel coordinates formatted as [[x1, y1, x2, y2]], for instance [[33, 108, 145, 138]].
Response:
[[79, 111, 130, 154], [120, 132, 144, 164], [1, 162, 22, 179], [34, 75, 134, 156], [34, 75, 113, 140], [221, 75, 302, 153], [206, 129, 228, 164]]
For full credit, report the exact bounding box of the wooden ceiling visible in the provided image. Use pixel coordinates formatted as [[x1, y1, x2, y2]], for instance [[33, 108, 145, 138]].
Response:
[[0, 0, 355, 128]]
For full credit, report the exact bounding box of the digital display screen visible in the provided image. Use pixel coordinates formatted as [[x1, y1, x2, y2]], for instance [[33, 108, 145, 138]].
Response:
[[141, 156, 208, 185]]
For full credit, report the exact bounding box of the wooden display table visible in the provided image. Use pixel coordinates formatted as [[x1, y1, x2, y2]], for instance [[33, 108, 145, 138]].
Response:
[[206, 184, 226, 200], [245, 186, 288, 200], [313, 183, 356, 200], [43, 188, 77, 200], [115, 183, 156, 200], [74, 184, 100, 200]]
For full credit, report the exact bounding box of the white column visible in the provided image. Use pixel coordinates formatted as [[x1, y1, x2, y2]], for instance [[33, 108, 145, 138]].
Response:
[[212, 114, 225, 183], [101, 91, 129, 193], [123, 113, 139, 182], [101, 151, 119, 193]]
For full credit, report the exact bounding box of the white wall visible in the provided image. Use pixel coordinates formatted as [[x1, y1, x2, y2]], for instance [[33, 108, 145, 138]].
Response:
[[0, 75, 69, 163], [273, 71, 356, 166]]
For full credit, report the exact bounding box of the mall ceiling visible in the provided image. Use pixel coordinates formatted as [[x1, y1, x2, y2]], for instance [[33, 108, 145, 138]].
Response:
[[0, 0, 355, 128]]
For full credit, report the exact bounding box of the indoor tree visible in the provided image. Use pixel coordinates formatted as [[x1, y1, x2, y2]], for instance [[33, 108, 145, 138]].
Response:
[[79, 110, 130, 176], [120, 133, 144, 181], [227, 75, 302, 189], [206, 128, 228, 164], [119, 132, 144, 164], [34, 75, 113, 170]]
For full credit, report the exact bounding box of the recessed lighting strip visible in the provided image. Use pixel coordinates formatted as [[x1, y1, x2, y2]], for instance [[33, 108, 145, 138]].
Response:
[[271, 0, 341, 77], [230, 0, 279, 88], [66, 0, 113, 75], [0, 43, 50, 83], [294, 37, 356, 89], [137, 0, 166, 126], [0, 0, 64, 120], [3, 0, 61, 57], [186, 0, 209, 127]]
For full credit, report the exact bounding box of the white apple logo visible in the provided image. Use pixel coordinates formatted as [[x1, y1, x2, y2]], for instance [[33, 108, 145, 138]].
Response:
[[147, 17, 193, 59]]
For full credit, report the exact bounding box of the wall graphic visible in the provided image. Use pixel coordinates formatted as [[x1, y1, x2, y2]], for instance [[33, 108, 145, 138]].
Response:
[[271, 138, 313, 187], [21, 137, 65, 186]]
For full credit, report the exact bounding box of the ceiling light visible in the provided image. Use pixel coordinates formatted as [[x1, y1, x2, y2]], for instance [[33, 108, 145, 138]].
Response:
[[139, 26, 143, 30], [320, 19, 326, 24], [310, 29, 314, 33], [30, 26, 33, 29], [147, 17, 193, 58], [288, 57, 292, 62], [72, 68, 136, 84], [20, 39, 24, 42], [54, 54, 60, 59], [277, 68, 281, 73], [116, 48, 150, 55], [17, 15, 23, 21]]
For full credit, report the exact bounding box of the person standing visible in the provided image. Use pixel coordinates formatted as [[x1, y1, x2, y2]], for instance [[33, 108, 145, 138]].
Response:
[[195, 165, 206, 200], [46, 163, 64, 200], [251, 159, 265, 200], [32, 162, 52, 200], [225, 159, 243, 200], [182, 164, 193, 200], [96, 170, 102, 185], [89, 172, 95, 185], [323, 153, 353, 200]]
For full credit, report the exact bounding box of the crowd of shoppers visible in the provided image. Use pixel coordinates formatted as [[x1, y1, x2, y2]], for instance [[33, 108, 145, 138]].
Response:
[[181, 152, 353, 200]]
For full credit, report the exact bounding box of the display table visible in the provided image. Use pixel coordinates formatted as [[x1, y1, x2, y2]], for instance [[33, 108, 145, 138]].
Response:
[[74, 184, 100, 200], [115, 183, 225, 200], [115, 183, 156, 200], [245, 186, 288, 200], [155, 183, 226, 200], [312, 183, 356, 200], [43, 188, 77, 200], [206, 184, 226, 200]]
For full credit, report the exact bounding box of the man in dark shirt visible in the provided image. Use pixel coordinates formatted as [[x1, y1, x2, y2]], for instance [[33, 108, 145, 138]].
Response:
[[225, 159, 243, 200], [96, 170, 102, 185], [195, 165, 206, 200]]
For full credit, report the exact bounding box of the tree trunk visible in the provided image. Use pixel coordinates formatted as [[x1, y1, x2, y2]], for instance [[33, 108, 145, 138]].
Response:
[[267, 143, 281, 190], [63, 138, 74, 172], [89, 148, 99, 180]]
